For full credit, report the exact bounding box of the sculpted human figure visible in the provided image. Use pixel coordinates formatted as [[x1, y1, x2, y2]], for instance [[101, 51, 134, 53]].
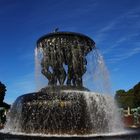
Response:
[[38, 32, 94, 87], [41, 37, 66, 86], [71, 42, 86, 87], [41, 46, 54, 85], [64, 39, 87, 87], [65, 46, 75, 85], [53, 42, 66, 85]]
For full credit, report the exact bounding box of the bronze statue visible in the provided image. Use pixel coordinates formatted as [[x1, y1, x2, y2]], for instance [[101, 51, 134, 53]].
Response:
[[37, 32, 95, 87]]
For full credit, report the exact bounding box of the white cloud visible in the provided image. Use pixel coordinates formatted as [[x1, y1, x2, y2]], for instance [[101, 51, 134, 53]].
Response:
[[95, 7, 140, 44], [94, 6, 140, 64], [102, 33, 140, 55], [106, 46, 140, 64]]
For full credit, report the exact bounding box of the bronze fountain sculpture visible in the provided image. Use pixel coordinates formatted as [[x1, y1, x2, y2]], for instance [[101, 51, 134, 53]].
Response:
[[4, 31, 121, 135], [37, 31, 95, 87]]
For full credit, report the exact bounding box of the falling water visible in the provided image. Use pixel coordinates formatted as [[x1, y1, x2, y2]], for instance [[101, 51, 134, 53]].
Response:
[[3, 46, 124, 136], [35, 46, 111, 94], [93, 49, 111, 94], [83, 49, 111, 94], [83, 48, 124, 132], [83, 91, 123, 133], [1, 31, 125, 137], [3, 90, 123, 135], [34, 46, 123, 133], [35, 48, 47, 90]]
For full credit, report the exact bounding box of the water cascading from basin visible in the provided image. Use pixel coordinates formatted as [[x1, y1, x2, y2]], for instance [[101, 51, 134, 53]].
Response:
[[35, 40, 111, 95], [3, 31, 123, 135], [4, 90, 122, 134]]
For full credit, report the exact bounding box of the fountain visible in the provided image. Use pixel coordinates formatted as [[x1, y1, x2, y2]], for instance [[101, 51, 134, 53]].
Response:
[[1, 31, 125, 138]]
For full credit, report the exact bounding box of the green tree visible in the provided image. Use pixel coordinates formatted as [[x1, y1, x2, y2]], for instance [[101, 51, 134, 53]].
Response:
[[133, 82, 140, 107], [0, 82, 6, 104], [114, 82, 140, 109], [0, 82, 10, 109], [115, 89, 126, 108]]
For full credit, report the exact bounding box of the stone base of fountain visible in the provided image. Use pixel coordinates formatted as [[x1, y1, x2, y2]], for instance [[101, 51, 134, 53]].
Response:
[[5, 86, 110, 135]]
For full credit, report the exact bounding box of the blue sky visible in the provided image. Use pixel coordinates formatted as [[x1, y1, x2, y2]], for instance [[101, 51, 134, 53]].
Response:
[[0, 0, 140, 104]]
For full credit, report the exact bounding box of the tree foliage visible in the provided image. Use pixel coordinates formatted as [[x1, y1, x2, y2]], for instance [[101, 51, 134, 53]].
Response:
[[115, 82, 140, 109], [0, 82, 6, 103], [0, 81, 10, 109]]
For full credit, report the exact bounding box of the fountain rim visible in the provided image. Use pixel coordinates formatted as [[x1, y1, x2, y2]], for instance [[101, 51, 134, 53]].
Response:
[[37, 31, 95, 45]]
